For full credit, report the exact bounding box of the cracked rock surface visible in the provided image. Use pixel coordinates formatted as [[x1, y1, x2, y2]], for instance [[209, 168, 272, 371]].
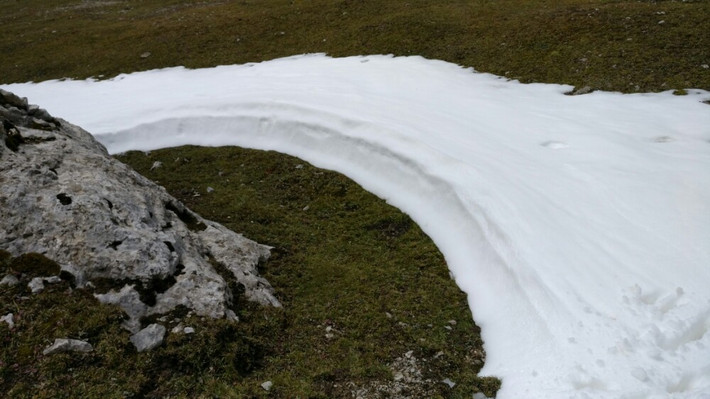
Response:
[[1, 90, 280, 331]]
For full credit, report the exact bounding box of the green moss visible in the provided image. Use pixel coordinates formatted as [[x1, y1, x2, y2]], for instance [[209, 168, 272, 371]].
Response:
[[0, 249, 11, 270], [9, 253, 61, 277]]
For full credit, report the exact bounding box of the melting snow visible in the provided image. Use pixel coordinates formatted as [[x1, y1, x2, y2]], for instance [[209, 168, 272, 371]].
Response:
[[5, 54, 710, 398]]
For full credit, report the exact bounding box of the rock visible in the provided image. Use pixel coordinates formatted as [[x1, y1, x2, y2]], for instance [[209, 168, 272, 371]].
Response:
[[473, 393, 490, 399], [130, 323, 166, 352], [26, 276, 63, 294], [1, 313, 14, 328], [171, 323, 184, 334], [0, 89, 28, 110], [183, 326, 195, 334], [149, 161, 162, 170], [225, 309, 239, 322], [0, 274, 19, 286], [28, 277, 45, 293], [42, 338, 93, 355], [569, 85, 593, 96], [0, 90, 280, 330], [441, 378, 455, 388], [261, 381, 273, 391], [95, 285, 148, 332]]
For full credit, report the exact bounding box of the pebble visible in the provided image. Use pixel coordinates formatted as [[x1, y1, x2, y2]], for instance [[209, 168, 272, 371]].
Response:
[[442, 378, 456, 388], [1, 313, 14, 329], [0, 274, 19, 286], [43, 338, 93, 355]]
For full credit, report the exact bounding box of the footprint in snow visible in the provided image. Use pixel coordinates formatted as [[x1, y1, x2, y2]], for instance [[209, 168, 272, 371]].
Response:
[[540, 140, 569, 149], [653, 136, 674, 143]]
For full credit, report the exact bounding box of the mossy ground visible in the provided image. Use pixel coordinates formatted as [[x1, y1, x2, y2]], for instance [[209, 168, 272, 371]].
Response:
[[0, 0, 708, 92], [1, 0, 707, 397], [1, 147, 500, 397]]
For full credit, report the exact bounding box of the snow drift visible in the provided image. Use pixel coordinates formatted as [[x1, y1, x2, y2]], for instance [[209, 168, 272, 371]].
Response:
[[4, 54, 710, 398]]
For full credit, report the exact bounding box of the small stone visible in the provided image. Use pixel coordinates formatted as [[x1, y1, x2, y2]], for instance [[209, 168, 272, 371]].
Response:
[[658, 20, 665, 24], [225, 309, 239, 321], [385, 312, 393, 319], [261, 381, 273, 391], [448, 319, 457, 326], [183, 326, 195, 334], [0, 274, 19, 286], [43, 338, 93, 355], [571, 86, 593, 96], [442, 378, 456, 388], [28, 277, 45, 293], [473, 393, 490, 399], [702, 64, 709, 69], [45, 276, 61, 284], [140, 52, 151, 58], [393, 372, 404, 381], [295, 164, 303, 169], [130, 323, 166, 352], [444, 325, 452, 331], [325, 333, 334, 339], [171, 323, 184, 334], [150, 161, 162, 170], [302, 205, 310, 211], [325, 326, 333, 333], [1, 313, 14, 329]]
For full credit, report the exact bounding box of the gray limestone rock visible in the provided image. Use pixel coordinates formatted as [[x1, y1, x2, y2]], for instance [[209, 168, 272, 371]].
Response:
[[0, 91, 280, 330], [0, 274, 19, 286], [42, 338, 93, 355], [28, 277, 46, 293], [130, 323, 166, 352], [0, 89, 28, 110], [1, 313, 14, 329]]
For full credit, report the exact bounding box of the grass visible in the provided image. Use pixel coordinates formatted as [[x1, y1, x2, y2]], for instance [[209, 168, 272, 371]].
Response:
[[1, 147, 500, 397], [1, 0, 707, 397], [0, 0, 708, 92]]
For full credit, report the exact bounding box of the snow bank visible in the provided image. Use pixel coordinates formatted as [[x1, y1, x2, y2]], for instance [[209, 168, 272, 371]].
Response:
[[5, 54, 710, 398]]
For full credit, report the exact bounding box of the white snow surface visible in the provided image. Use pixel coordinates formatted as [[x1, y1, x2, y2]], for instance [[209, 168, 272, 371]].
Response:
[[5, 54, 710, 398]]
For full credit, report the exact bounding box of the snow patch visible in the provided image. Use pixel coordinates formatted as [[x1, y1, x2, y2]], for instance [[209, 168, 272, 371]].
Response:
[[4, 54, 710, 399]]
